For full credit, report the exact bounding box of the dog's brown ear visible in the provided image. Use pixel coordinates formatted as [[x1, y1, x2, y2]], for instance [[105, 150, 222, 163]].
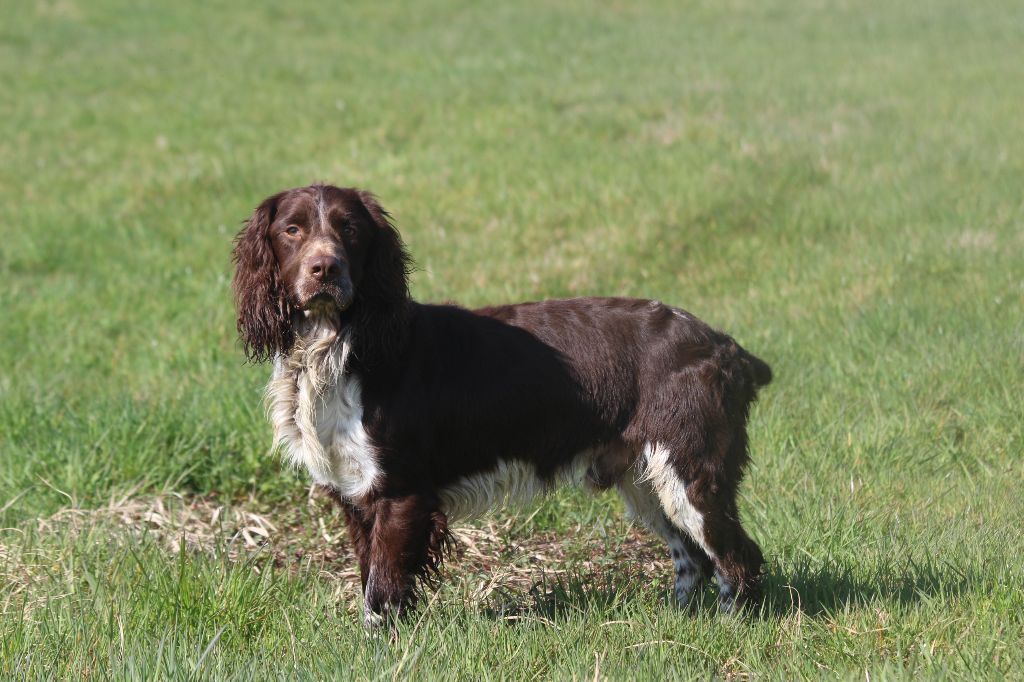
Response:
[[357, 191, 411, 308], [232, 192, 292, 362]]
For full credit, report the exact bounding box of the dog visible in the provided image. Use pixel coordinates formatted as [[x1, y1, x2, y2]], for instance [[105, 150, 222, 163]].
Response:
[[232, 184, 772, 626]]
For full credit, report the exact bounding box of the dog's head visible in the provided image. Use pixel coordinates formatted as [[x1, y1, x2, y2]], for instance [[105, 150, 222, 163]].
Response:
[[231, 184, 410, 362]]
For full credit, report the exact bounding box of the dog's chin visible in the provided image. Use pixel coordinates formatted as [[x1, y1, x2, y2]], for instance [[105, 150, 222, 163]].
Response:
[[296, 290, 352, 330], [299, 288, 352, 315], [303, 295, 340, 316]]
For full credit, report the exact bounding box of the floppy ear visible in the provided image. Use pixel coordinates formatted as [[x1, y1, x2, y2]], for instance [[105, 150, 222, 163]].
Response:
[[232, 192, 292, 362], [357, 191, 412, 308]]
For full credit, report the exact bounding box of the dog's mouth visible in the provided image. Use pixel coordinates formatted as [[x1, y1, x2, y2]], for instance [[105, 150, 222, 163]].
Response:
[[299, 286, 353, 318]]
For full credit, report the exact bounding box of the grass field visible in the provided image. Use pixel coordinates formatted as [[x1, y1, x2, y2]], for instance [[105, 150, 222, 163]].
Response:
[[2, 0, 1023, 678]]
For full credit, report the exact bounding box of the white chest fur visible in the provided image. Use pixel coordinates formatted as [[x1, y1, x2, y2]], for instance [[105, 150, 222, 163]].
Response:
[[265, 330, 380, 500]]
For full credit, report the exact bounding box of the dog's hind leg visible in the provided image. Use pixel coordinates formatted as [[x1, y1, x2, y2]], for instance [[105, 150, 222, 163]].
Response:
[[640, 441, 764, 613], [617, 475, 712, 607]]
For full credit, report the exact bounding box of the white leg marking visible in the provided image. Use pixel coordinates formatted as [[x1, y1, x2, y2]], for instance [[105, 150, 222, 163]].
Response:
[[363, 600, 385, 629], [617, 474, 674, 537], [618, 474, 706, 607], [638, 442, 715, 561], [667, 536, 701, 606], [362, 569, 385, 629]]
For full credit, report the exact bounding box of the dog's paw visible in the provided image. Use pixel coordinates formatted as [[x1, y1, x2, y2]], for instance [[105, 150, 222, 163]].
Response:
[[718, 582, 763, 615], [363, 605, 387, 630], [362, 598, 400, 631]]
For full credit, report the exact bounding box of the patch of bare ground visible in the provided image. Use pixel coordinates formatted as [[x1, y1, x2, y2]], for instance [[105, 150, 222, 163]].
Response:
[[2, 487, 670, 618]]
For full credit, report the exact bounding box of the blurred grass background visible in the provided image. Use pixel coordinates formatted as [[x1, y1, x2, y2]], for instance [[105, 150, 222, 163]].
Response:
[[1, 0, 1022, 678]]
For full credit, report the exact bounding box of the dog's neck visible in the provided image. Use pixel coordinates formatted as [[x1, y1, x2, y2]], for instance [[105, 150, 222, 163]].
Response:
[[263, 302, 411, 483], [273, 296, 413, 380], [346, 298, 413, 373], [266, 321, 355, 485], [286, 316, 352, 388]]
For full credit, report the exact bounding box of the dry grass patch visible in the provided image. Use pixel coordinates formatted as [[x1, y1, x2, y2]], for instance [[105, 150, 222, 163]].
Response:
[[2, 488, 670, 621]]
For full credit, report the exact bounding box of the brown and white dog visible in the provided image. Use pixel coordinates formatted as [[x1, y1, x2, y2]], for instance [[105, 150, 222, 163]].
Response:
[[232, 184, 772, 626]]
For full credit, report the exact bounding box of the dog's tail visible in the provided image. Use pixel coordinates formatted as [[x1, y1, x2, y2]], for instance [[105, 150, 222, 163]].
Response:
[[742, 351, 773, 390], [722, 342, 773, 410]]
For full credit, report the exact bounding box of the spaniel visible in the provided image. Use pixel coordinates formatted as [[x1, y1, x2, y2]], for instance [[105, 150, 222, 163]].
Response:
[[232, 184, 772, 626]]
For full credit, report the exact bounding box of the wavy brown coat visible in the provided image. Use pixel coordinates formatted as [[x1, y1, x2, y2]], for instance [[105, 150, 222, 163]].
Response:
[[232, 184, 772, 626]]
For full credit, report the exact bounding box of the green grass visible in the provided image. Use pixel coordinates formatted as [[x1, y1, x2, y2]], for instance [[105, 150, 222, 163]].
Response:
[[2, 0, 1023, 678]]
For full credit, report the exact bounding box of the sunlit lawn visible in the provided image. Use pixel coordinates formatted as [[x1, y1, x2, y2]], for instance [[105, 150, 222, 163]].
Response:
[[2, 0, 1022, 678]]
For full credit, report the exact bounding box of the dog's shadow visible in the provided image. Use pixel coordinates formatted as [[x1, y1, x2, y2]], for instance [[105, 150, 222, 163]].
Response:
[[478, 557, 974, 622], [759, 556, 973, 617]]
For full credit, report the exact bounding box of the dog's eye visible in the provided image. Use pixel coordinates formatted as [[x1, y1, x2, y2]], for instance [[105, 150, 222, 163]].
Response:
[[341, 225, 356, 238], [285, 226, 300, 236]]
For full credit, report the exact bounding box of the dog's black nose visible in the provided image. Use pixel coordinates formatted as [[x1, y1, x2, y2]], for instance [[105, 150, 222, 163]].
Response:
[[308, 254, 342, 282]]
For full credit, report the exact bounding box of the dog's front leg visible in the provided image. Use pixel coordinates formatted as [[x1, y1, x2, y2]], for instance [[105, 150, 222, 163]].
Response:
[[335, 496, 374, 593], [324, 487, 375, 592], [363, 493, 449, 628]]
